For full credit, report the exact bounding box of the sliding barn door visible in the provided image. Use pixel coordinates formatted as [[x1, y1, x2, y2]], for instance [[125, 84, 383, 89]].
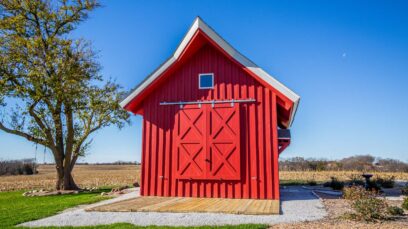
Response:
[[207, 103, 241, 180], [175, 103, 241, 180], [176, 105, 207, 179]]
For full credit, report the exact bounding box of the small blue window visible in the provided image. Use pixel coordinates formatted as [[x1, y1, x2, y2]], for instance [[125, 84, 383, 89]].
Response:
[[199, 73, 214, 89]]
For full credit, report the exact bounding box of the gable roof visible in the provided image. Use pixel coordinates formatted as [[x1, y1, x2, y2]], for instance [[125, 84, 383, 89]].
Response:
[[121, 17, 300, 127]]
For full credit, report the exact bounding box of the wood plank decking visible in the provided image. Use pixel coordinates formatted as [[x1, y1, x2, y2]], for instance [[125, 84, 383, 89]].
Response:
[[88, 196, 280, 215]]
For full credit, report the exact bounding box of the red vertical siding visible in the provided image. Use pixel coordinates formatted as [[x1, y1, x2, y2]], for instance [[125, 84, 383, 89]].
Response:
[[272, 93, 280, 199], [140, 44, 280, 199]]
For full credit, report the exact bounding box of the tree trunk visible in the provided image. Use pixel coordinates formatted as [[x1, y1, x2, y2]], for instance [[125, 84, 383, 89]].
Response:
[[55, 157, 80, 190], [63, 169, 79, 190], [56, 165, 64, 190], [56, 167, 79, 190]]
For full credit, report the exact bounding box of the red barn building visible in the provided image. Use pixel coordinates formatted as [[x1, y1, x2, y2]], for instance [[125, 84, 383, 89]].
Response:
[[121, 18, 300, 205]]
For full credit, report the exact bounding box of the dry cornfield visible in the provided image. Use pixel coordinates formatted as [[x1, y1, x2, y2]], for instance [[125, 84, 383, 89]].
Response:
[[0, 164, 140, 191], [0, 165, 407, 191], [280, 170, 408, 182]]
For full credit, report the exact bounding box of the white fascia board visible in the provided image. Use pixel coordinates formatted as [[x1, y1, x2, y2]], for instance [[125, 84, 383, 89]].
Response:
[[196, 19, 257, 68], [247, 67, 300, 127], [121, 17, 300, 127], [247, 67, 300, 103], [288, 97, 300, 127], [173, 19, 199, 59], [119, 18, 201, 109]]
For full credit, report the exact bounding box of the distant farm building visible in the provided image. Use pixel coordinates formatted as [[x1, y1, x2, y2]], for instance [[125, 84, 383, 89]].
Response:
[[121, 17, 300, 208]]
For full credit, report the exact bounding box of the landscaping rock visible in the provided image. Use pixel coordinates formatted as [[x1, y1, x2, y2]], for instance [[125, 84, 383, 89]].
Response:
[[23, 189, 79, 197]]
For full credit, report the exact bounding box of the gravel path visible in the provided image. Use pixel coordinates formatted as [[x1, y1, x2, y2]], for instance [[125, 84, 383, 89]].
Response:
[[20, 186, 327, 227]]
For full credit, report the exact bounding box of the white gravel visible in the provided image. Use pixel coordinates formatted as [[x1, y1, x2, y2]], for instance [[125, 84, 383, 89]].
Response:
[[20, 186, 327, 227]]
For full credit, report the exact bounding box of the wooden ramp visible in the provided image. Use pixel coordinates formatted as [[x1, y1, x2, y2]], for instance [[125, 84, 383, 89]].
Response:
[[88, 196, 280, 215]]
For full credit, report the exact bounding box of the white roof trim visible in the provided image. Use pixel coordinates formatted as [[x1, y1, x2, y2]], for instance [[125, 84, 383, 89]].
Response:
[[121, 17, 300, 127]]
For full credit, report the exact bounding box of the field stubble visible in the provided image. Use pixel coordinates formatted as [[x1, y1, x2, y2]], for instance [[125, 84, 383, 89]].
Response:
[[280, 170, 408, 182], [0, 164, 140, 191]]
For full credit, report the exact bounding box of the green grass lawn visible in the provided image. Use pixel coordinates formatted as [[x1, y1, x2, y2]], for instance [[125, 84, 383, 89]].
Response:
[[40, 223, 268, 229], [280, 180, 323, 186], [0, 190, 108, 228], [0, 190, 268, 229]]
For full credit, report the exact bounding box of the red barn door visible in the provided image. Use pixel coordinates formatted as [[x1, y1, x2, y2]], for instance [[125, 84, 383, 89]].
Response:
[[176, 105, 207, 179], [176, 103, 241, 180], [207, 103, 241, 180]]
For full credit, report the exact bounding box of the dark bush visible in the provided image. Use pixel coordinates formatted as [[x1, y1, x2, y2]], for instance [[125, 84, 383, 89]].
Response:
[[0, 159, 38, 176], [374, 176, 395, 188], [402, 197, 408, 210], [402, 185, 408, 196], [348, 175, 365, 186], [387, 206, 404, 216], [324, 177, 344, 190], [366, 180, 382, 193], [307, 180, 317, 186], [22, 163, 35, 175]]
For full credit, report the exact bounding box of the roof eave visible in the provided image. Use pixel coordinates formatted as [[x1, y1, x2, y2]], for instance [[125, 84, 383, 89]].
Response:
[[120, 17, 300, 126]]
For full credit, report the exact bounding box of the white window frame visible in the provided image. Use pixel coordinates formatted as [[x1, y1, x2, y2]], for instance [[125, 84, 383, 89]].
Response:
[[198, 73, 214, 89]]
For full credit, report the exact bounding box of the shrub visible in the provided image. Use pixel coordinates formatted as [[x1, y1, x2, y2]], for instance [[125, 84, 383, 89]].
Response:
[[351, 197, 388, 221], [367, 180, 382, 193], [387, 206, 404, 216], [402, 197, 408, 210], [374, 175, 395, 188], [307, 179, 317, 186], [0, 159, 38, 176], [401, 185, 408, 196], [343, 185, 393, 222], [343, 186, 374, 201], [348, 174, 365, 186], [324, 177, 345, 190]]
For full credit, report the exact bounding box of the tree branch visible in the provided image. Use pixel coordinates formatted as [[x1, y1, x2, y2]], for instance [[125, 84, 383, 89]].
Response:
[[53, 1, 98, 36], [51, 100, 64, 157], [28, 101, 56, 150], [64, 105, 74, 165], [0, 121, 48, 146], [70, 149, 79, 171]]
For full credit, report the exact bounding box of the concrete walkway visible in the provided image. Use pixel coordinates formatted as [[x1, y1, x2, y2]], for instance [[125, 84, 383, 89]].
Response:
[[20, 186, 327, 227]]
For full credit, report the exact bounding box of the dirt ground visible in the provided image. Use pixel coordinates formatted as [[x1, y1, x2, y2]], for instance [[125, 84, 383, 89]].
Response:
[[271, 192, 408, 229]]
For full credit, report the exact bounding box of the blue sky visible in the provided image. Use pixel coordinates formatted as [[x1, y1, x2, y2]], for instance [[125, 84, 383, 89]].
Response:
[[1, 0, 408, 163]]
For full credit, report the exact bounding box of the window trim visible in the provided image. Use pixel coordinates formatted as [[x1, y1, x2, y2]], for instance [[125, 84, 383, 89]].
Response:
[[198, 73, 214, 89]]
